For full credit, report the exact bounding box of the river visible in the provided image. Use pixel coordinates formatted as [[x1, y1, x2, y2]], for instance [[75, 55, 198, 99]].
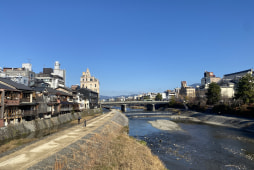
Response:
[[127, 110, 254, 170]]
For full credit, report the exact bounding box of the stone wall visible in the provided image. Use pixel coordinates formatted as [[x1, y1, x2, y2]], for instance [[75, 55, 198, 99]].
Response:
[[0, 109, 102, 143]]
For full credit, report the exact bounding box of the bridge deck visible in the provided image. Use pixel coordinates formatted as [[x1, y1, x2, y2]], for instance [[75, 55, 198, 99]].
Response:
[[100, 101, 169, 105]]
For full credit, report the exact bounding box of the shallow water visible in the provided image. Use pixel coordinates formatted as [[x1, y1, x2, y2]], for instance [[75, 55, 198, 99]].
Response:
[[129, 114, 254, 170]]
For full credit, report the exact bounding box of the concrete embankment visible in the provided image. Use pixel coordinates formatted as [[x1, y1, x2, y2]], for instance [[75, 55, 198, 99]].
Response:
[[167, 109, 254, 132], [28, 110, 134, 170], [0, 109, 102, 143]]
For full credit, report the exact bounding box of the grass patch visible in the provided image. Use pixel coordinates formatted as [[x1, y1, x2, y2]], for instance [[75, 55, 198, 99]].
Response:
[[52, 125, 166, 170], [0, 138, 36, 153]]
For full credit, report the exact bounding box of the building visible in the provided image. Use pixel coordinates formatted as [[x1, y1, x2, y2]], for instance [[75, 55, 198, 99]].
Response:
[[36, 61, 66, 89], [164, 90, 177, 100], [217, 69, 253, 100], [78, 88, 99, 109], [201, 71, 221, 87], [222, 69, 253, 83], [179, 81, 196, 99], [0, 77, 37, 126], [80, 68, 100, 94], [0, 63, 36, 86], [195, 71, 221, 101]]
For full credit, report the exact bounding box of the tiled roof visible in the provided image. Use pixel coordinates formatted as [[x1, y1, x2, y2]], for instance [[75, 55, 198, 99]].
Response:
[[0, 83, 16, 90], [0, 77, 34, 91], [33, 87, 72, 96], [224, 69, 252, 77], [33, 87, 58, 94]]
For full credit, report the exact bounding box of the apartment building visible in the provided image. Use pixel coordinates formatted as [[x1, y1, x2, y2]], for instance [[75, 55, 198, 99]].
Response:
[[0, 63, 36, 86], [36, 61, 66, 88], [201, 71, 221, 88]]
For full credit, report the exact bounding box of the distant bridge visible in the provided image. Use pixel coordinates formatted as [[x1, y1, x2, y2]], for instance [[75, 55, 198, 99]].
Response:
[[100, 100, 169, 112]]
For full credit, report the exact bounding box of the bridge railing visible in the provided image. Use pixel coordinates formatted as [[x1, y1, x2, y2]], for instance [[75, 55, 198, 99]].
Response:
[[100, 100, 169, 105]]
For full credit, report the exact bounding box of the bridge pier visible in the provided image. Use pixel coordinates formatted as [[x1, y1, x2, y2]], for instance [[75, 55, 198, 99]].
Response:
[[147, 104, 155, 111], [121, 104, 127, 112]]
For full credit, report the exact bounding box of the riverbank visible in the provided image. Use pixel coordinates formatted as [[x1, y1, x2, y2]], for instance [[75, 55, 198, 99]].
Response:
[[28, 110, 166, 170], [0, 109, 102, 145], [0, 110, 166, 170], [0, 109, 103, 154], [166, 108, 254, 132]]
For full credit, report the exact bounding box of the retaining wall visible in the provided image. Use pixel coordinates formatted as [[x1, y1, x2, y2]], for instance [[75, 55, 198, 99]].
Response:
[[0, 109, 102, 142], [111, 110, 129, 127]]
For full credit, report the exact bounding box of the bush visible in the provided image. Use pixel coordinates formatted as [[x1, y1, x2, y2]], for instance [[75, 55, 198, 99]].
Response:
[[168, 101, 185, 109], [212, 104, 233, 114], [187, 104, 207, 112]]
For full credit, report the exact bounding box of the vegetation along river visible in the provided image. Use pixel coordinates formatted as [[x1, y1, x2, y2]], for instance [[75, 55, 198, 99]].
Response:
[[127, 110, 254, 170]]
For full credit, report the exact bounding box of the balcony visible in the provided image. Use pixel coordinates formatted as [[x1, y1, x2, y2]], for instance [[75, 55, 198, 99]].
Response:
[[21, 98, 31, 103], [4, 99, 20, 106], [49, 97, 57, 103]]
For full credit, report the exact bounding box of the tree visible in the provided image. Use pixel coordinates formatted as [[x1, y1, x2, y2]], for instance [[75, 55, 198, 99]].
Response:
[[235, 73, 254, 104], [169, 96, 176, 105], [155, 93, 162, 101], [206, 82, 221, 105], [143, 95, 150, 100]]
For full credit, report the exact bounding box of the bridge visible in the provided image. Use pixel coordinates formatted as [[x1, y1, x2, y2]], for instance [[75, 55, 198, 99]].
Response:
[[100, 100, 169, 112]]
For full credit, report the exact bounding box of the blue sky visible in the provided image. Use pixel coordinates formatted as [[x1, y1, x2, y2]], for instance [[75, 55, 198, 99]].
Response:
[[0, 0, 254, 96]]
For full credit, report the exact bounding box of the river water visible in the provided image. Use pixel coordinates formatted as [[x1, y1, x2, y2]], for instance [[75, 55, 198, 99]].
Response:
[[127, 111, 254, 170]]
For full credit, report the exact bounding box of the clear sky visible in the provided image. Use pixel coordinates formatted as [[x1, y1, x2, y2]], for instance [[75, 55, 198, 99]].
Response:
[[0, 0, 254, 96]]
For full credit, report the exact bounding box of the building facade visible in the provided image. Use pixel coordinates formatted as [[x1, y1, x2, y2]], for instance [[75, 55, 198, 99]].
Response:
[[179, 81, 196, 99], [80, 68, 100, 94], [0, 63, 36, 86], [201, 71, 221, 87], [217, 69, 253, 100], [36, 61, 66, 89]]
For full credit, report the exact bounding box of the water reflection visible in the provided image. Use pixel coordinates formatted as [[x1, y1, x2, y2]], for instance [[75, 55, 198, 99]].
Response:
[[129, 113, 254, 170]]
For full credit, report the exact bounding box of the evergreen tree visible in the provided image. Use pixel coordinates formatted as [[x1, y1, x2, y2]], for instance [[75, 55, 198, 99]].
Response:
[[235, 73, 254, 104], [206, 82, 221, 105], [155, 93, 162, 101]]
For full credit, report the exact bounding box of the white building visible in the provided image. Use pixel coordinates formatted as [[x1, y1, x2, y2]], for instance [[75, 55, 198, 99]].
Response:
[[36, 61, 66, 89], [52, 61, 66, 84], [220, 83, 235, 99], [217, 69, 253, 100], [0, 63, 35, 86]]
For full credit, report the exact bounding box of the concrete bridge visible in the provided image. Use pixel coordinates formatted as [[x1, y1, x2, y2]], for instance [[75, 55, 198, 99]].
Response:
[[100, 101, 169, 112]]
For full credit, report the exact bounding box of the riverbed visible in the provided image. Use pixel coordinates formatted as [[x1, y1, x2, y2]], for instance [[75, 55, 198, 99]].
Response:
[[128, 111, 254, 170]]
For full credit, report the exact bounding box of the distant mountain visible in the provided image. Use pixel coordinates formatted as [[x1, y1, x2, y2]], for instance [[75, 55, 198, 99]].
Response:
[[189, 83, 201, 88], [100, 94, 138, 100], [100, 95, 112, 100]]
